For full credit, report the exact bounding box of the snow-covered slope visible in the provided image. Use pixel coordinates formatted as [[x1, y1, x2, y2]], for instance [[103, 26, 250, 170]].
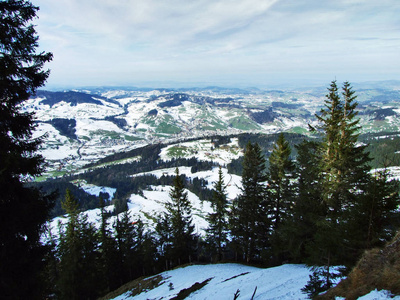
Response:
[[109, 263, 399, 300], [24, 86, 400, 175], [47, 166, 241, 238]]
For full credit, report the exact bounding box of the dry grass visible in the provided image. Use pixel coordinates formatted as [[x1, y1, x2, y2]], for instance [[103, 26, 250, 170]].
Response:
[[98, 274, 166, 300], [317, 231, 400, 300], [170, 277, 213, 300]]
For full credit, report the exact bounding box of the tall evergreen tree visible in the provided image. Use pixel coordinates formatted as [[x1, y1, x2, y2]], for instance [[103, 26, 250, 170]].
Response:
[[98, 197, 120, 294], [283, 140, 326, 262], [315, 81, 371, 217], [268, 133, 296, 231], [350, 168, 400, 252], [164, 168, 196, 266], [206, 166, 229, 261], [0, 1, 53, 298], [267, 133, 296, 263], [57, 189, 100, 300], [230, 142, 269, 263], [303, 81, 392, 293], [115, 210, 138, 282]]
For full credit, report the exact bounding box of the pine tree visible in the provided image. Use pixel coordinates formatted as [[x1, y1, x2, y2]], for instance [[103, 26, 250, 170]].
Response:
[[57, 189, 100, 300], [268, 133, 296, 230], [164, 167, 196, 266], [156, 212, 173, 270], [98, 196, 120, 294], [315, 80, 345, 212], [115, 210, 138, 282], [267, 133, 296, 263], [206, 166, 229, 261], [283, 140, 326, 262], [230, 142, 269, 263], [0, 1, 53, 298], [315, 81, 371, 216], [304, 81, 377, 292], [350, 168, 400, 251]]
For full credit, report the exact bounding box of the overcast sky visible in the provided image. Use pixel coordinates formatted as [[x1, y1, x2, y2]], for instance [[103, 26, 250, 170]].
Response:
[[33, 0, 400, 89]]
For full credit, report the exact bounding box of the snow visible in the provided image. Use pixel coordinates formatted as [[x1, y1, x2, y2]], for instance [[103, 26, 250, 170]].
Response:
[[357, 290, 400, 300], [71, 179, 117, 199], [32, 123, 78, 160], [109, 263, 399, 300], [159, 138, 242, 165], [126, 185, 213, 234], [130, 166, 242, 201], [109, 263, 400, 300]]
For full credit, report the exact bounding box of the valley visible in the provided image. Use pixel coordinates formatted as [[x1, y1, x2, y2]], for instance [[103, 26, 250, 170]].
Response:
[[25, 82, 400, 178]]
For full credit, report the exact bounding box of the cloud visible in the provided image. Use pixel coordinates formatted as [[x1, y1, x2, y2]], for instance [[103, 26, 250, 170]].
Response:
[[33, 0, 400, 87]]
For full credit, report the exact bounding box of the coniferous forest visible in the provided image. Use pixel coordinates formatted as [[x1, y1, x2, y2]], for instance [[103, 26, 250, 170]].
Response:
[[1, 1, 400, 300]]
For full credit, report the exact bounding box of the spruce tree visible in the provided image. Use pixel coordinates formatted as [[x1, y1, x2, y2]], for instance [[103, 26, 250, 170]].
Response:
[[304, 81, 381, 293], [115, 210, 138, 282], [98, 197, 120, 294], [155, 212, 173, 270], [0, 1, 53, 298], [164, 168, 196, 266], [267, 133, 296, 263], [268, 133, 296, 230], [206, 166, 229, 261], [283, 140, 326, 262], [57, 189, 100, 300], [230, 142, 269, 263]]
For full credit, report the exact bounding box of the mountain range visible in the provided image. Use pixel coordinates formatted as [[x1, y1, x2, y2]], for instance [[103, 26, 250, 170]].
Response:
[[24, 82, 400, 176]]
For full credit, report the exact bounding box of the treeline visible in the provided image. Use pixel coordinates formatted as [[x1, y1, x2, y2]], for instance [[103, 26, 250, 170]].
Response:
[[31, 156, 215, 217], [45, 191, 159, 299], [27, 180, 106, 218], [45, 118, 77, 140], [44, 168, 212, 299], [227, 132, 307, 175], [360, 132, 400, 168]]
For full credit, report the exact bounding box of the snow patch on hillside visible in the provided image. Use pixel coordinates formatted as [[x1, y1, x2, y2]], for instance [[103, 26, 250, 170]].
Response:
[[159, 138, 242, 165], [110, 263, 400, 300], [131, 166, 242, 201]]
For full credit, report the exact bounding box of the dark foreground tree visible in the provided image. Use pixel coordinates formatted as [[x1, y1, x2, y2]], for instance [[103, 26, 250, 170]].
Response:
[[230, 142, 269, 263], [267, 133, 296, 263], [283, 140, 326, 262], [303, 81, 400, 295], [57, 189, 100, 300], [0, 0, 53, 298], [98, 197, 120, 294], [206, 166, 229, 261], [162, 168, 197, 266]]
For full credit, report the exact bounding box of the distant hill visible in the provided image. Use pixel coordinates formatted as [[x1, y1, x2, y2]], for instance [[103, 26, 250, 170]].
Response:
[[23, 84, 400, 177], [36, 90, 106, 107]]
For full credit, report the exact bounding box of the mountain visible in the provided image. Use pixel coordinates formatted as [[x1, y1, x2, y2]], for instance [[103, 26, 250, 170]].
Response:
[[24, 84, 400, 177]]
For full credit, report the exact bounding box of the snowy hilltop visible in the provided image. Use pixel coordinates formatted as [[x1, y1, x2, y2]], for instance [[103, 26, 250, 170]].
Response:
[[106, 263, 399, 300]]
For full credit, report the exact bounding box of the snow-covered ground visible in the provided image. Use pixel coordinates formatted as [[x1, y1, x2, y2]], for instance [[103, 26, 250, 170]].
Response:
[[48, 166, 235, 238], [130, 166, 242, 201], [71, 179, 117, 199], [110, 263, 400, 300], [159, 138, 243, 165]]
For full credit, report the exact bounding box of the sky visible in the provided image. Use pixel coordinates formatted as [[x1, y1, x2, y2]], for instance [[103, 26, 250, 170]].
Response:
[[33, 0, 400, 89]]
